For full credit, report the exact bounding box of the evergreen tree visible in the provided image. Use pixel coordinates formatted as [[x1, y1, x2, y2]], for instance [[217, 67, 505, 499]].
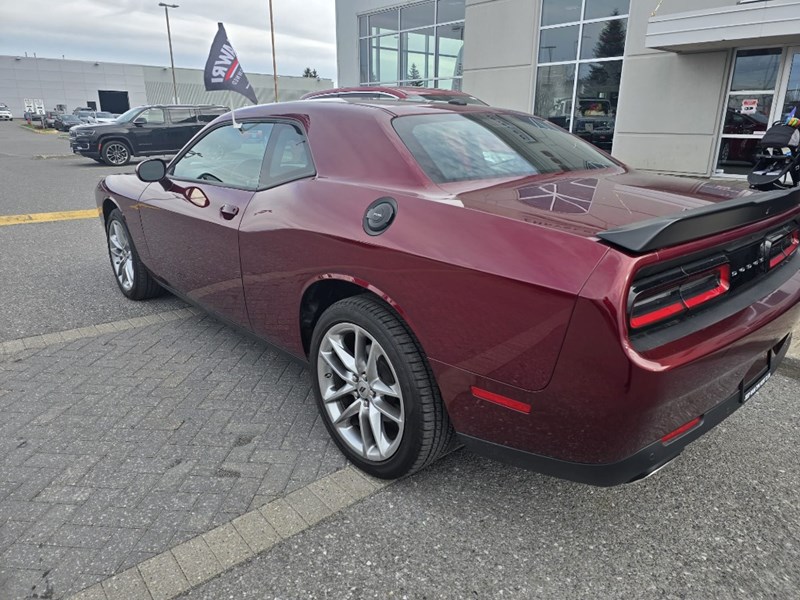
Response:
[[407, 63, 423, 87], [302, 67, 319, 78]]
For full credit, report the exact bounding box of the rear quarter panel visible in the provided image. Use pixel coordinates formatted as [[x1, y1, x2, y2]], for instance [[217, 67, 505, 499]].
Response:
[[239, 177, 608, 391]]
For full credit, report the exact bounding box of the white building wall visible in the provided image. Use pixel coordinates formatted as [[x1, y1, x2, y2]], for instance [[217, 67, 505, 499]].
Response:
[[0, 55, 332, 117], [612, 0, 733, 176]]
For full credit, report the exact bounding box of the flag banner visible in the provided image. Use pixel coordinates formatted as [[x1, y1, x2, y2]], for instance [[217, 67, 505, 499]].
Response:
[[204, 23, 258, 104]]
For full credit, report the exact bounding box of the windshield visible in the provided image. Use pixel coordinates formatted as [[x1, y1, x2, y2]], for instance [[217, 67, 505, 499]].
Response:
[[115, 107, 144, 123], [393, 112, 617, 184]]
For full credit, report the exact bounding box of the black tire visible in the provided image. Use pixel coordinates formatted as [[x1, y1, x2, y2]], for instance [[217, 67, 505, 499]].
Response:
[[105, 209, 164, 300], [102, 140, 132, 166], [310, 296, 454, 479]]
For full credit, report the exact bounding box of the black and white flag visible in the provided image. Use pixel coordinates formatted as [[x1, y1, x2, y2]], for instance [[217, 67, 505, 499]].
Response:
[[203, 23, 258, 104]]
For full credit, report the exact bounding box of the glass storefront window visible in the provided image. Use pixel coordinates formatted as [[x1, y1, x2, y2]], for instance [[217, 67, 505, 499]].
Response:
[[542, 0, 581, 26], [717, 48, 784, 176], [538, 25, 579, 63], [730, 48, 781, 91], [722, 95, 772, 135], [437, 0, 465, 23], [359, 1, 465, 88], [584, 0, 630, 20], [535, 64, 577, 130], [369, 10, 399, 36], [401, 2, 434, 30], [402, 28, 436, 82], [782, 53, 800, 118], [437, 23, 464, 80], [537, 2, 628, 151], [580, 19, 626, 60]]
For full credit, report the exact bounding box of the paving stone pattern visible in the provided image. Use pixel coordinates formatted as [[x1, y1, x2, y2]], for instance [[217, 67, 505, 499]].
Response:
[[0, 315, 347, 599]]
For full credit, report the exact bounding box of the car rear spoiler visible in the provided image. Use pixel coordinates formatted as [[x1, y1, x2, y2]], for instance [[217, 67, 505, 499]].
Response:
[[596, 187, 800, 253]]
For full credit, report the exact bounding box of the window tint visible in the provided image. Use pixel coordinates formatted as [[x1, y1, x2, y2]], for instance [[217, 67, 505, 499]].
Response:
[[393, 113, 616, 183], [266, 124, 315, 184], [171, 122, 273, 190], [167, 108, 197, 124], [138, 108, 165, 125], [197, 108, 227, 123]]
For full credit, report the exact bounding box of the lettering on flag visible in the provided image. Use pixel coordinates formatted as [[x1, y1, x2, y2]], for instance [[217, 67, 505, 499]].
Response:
[[204, 23, 258, 104]]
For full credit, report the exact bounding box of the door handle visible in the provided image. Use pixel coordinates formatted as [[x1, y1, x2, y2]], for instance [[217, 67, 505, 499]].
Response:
[[220, 204, 239, 220]]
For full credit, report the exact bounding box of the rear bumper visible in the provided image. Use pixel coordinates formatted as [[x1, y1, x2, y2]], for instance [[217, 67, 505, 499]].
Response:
[[461, 332, 791, 486]]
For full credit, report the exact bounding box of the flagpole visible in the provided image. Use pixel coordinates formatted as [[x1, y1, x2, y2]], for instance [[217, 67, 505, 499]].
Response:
[[268, 0, 279, 102]]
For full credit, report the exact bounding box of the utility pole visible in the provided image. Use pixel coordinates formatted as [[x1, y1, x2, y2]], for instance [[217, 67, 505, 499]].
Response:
[[268, 0, 279, 102], [159, 3, 180, 104]]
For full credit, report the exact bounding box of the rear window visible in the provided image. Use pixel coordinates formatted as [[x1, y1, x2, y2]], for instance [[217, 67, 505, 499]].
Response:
[[393, 113, 617, 184], [168, 108, 197, 124]]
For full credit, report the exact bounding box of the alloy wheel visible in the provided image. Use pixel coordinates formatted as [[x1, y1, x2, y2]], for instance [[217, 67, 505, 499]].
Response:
[[108, 220, 135, 291], [105, 142, 129, 165], [316, 322, 405, 462]]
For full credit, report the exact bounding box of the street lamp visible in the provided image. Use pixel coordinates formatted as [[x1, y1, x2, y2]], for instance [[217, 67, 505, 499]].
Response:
[[158, 2, 180, 104]]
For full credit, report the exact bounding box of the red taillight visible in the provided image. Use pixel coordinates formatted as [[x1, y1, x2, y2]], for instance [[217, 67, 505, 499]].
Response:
[[661, 416, 702, 444], [470, 386, 531, 414], [630, 264, 730, 330], [768, 229, 799, 269]]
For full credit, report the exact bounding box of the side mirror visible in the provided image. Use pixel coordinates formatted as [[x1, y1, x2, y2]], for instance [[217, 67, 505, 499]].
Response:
[[133, 117, 147, 126], [136, 158, 167, 182]]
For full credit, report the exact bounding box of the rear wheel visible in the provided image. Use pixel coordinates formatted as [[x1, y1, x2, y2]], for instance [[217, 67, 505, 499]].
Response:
[[105, 209, 163, 300], [102, 141, 131, 166], [310, 296, 454, 479]]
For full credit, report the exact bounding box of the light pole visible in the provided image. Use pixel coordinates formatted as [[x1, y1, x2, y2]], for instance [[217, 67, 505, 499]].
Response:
[[158, 2, 180, 104]]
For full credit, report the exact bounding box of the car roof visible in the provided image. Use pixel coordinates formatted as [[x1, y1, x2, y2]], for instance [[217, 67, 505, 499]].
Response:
[[301, 86, 480, 100]]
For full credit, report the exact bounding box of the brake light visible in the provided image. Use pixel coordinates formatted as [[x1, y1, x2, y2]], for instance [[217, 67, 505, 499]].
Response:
[[768, 229, 799, 269], [630, 264, 730, 330]]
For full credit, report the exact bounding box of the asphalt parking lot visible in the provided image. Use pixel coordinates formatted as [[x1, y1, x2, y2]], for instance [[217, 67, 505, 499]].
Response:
[[1, 120, 800, 600]]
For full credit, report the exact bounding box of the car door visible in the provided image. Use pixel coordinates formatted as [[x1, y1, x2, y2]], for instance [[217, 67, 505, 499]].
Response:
[[138, 120, 274, 327], [129, 107, 166, 154], [164, 107, 199, 151]]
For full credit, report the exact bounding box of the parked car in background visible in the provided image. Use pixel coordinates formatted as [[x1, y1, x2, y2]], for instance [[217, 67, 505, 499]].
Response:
[[44, 110, 64, 128], [0, 104, 12, 121], [302, 86, 488, 106], [70, 104, 228, 165], [94, 111, 118, 124], [54, 113, 81, 131], [24, 111, 45, 123], [95, 99, 800, 485]]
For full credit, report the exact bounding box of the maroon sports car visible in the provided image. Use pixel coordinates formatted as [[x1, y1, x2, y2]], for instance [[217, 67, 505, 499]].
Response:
[[96, 99, 800, 485]]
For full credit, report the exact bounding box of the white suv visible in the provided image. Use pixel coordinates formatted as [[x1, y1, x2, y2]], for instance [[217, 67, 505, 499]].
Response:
[[0, 104, 12, 121]]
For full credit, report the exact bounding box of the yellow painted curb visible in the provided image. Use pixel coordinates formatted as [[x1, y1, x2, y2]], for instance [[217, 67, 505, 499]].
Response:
[[0, 208, 100, 226]]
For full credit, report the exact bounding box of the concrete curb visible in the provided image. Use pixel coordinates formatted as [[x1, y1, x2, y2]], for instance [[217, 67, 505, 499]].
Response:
[[67, 466, 389, 600]]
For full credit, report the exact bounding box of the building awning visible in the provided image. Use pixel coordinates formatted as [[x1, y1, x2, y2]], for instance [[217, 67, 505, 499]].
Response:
[[646, 0, 800, 53]]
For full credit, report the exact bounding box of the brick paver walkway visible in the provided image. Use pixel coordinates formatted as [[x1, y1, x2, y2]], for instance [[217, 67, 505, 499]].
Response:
[[0, 313, 346, 599]]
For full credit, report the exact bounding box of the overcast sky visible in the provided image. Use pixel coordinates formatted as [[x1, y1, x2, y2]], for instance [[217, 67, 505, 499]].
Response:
[[0, 0, 337, 81]]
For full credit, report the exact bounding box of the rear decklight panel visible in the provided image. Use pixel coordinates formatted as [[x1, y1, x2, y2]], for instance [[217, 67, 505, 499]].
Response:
[[628, 220, 800, 342]]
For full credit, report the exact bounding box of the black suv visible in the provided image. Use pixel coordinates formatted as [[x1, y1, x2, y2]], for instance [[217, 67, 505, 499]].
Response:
[[69, 104, 228, 165]]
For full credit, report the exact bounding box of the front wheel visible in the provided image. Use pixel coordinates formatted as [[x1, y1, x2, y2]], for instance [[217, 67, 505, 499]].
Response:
[[102, 141, 131, 166], [105, 209, 164, 300], [310, 296, 454, 479]]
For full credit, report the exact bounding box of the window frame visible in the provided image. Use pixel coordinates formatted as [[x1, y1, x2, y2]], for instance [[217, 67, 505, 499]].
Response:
[[357, 0, 465, 89], [167, 118, 316, 193]]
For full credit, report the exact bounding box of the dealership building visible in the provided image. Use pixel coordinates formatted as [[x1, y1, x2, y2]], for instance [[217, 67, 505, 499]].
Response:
[[0, 55, 331, 119], [336, 0, 800, 179]]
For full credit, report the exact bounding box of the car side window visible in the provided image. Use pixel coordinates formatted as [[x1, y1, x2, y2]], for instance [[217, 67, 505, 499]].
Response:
[[197, 108, 226, 123], [167, 108, 196, 124], [171, 122, 273, 190], [139, 108, 165, 125], [264, 123, 315, 186]]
